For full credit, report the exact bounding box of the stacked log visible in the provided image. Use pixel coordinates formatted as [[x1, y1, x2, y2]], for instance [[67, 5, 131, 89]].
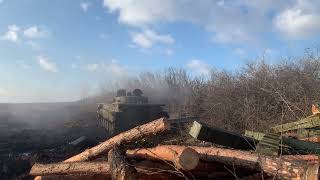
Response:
[[191, 146, 319, 179], [31, 145, 318, 180], [64, 117, 171, 162], [30, 117, 320, 180]]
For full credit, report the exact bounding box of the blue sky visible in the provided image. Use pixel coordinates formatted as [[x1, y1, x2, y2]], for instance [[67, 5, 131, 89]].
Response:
[[0, 0, 320, 102]]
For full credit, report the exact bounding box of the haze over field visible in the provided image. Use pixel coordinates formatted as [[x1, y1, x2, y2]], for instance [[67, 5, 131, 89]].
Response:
[[2, 1, 320, 179], [1, 0, 320, 103]]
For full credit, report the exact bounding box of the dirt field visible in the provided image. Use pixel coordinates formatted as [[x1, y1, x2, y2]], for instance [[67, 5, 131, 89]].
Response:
[[0, 102, 108, 180]]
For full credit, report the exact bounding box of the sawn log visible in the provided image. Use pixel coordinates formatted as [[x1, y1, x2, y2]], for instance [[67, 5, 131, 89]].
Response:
[[191, 146, 319, 180], [126, 145, 199, 170], [64, 117, 170, 162], [30, 162, 109, 176]]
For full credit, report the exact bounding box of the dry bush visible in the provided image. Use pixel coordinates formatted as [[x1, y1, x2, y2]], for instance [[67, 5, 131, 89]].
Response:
[[187, 55, 320, 132], [98, 50, 320, 132]]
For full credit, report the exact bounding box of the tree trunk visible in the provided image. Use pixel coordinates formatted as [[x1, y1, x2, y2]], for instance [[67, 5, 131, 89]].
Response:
[[108, 146, 138, 180], [64, 117, 170, 162], [30, 162, 109, 176], [126, 145, 199, 171], [191, 146, 319, 180]]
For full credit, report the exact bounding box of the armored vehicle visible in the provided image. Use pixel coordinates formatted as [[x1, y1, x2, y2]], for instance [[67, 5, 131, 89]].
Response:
[[97, 89, 169, 135]]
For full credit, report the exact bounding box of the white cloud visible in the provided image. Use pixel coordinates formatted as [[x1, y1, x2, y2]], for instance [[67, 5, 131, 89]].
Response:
[[2, 24, 20, 42], [103, 0, 269, 44], [274, 1, 320, 39], [38, 56, 58, 73], [104, 0, 320, 43], [86, 64, 99, 71], [187, 59, 210, 76], [23, 26, 49, 39], [80, 2, 91, 12], [131, 29, 174, 48], [2, 25, 50, 44], [0, 0, 4, 5], [82, 60, 127, 76], [132, 33, 152, 48]]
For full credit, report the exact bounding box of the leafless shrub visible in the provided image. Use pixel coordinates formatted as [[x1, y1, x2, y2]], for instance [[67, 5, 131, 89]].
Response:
[[187, 54, 320, 132], [98, 50, 320, 132]]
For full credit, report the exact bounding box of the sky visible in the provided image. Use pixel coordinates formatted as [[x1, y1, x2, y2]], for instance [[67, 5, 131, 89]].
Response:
[[0, 0, 320, 103]]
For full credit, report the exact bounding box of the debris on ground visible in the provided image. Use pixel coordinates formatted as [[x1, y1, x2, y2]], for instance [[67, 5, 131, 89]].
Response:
[[29, 105, 320, 180]]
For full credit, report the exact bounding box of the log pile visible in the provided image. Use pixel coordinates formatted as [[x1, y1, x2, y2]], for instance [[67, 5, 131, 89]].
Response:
[[30, 117, 320, 180]]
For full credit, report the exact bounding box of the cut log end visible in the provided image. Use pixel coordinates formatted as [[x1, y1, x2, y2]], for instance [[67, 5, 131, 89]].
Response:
[[126, 145, 199, 171], [176, 147, 199, 171]]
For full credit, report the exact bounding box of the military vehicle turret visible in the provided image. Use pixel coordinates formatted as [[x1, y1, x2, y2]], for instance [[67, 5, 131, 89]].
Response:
[[97, 89, 169, 135]]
